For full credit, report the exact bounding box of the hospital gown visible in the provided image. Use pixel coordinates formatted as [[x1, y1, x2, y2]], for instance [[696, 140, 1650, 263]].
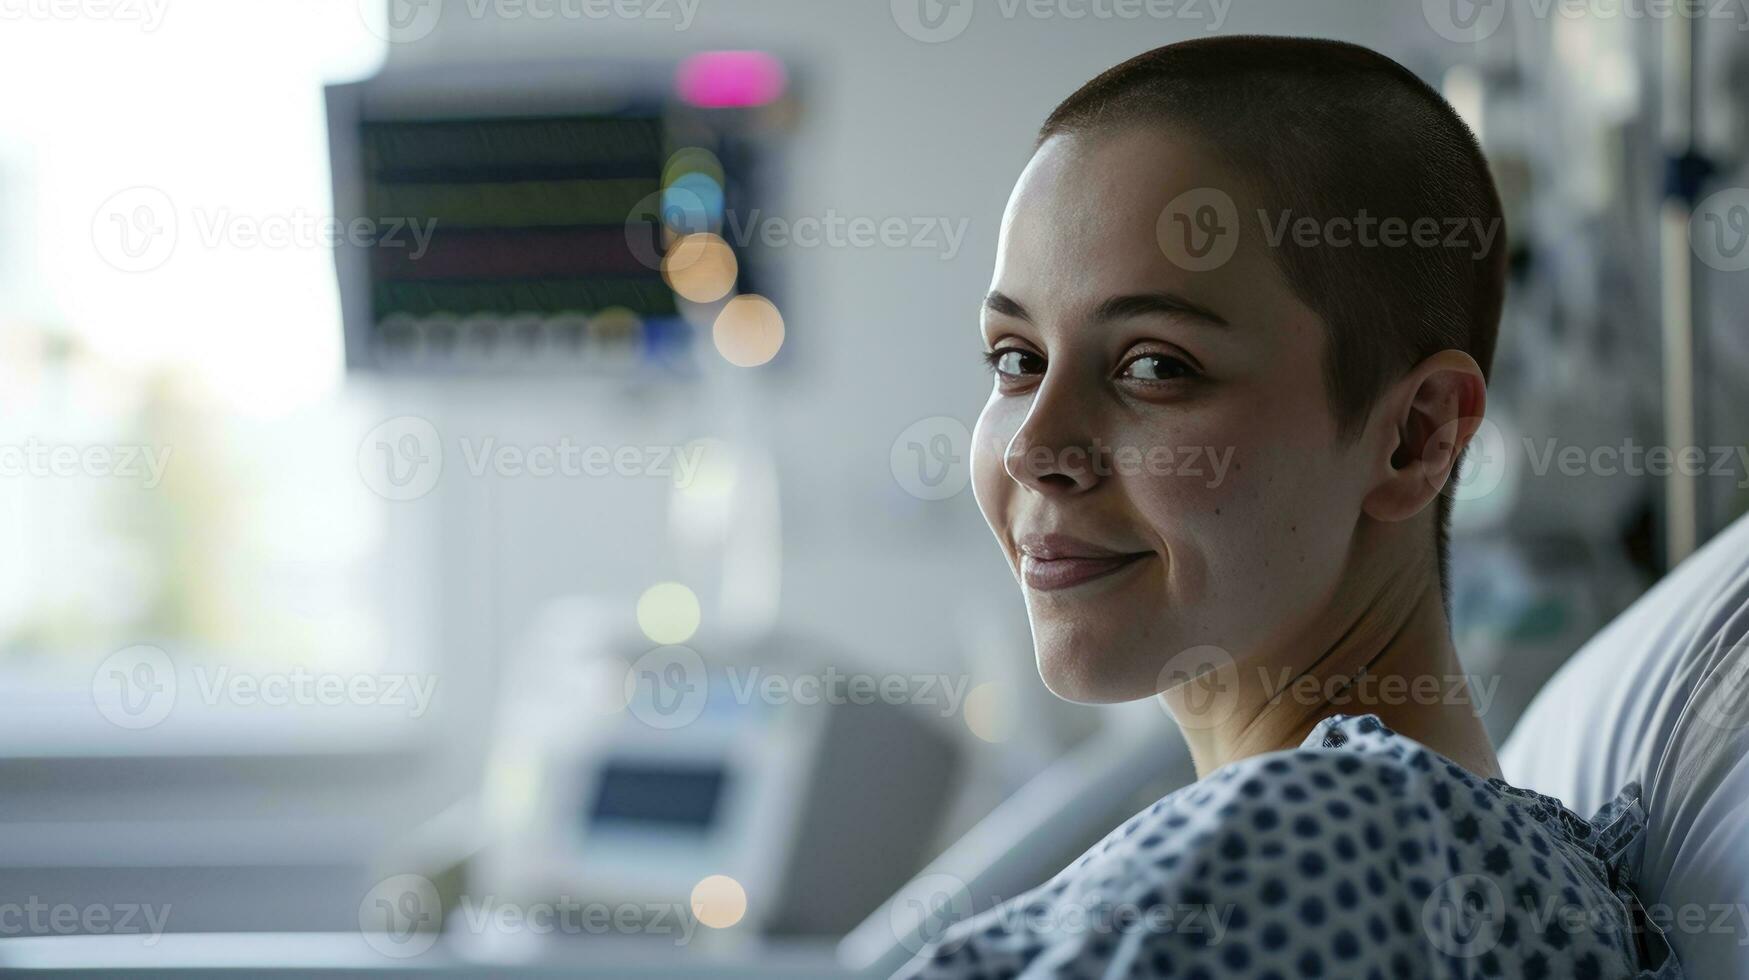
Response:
[[894, 714, 1683, 979]]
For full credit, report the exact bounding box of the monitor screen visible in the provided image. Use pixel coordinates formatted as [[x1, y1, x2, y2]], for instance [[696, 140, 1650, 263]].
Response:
[[587, 759, 728, 833], [357, 110, 688, 362]]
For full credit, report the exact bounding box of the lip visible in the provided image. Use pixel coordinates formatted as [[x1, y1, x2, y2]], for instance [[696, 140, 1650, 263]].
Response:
[[1016, 532, 1152, 592]]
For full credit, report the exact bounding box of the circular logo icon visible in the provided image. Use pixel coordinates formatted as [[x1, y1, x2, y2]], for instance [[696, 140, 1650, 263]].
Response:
[[1422, 873, 1507, 958], [891, 416, 972, 501], [888, 872, 974, 955], [625, 645, 709, 729], [359, 873, 441, 959], [1438, 415, 1508, 504], [624, 185, 714, 273], [92, 645, 177, 730], [1695, 642, 1749, 734], [1422, 0, 1507, 44], [890, 0, 974, 43], [92, 186, 177, 273], [358, 416, 443, 502], [359, 0, 443, 44], [1690, 187, 1749, 273], [1155, 645, 1241, 732], [1156, 187, 1239, 273]]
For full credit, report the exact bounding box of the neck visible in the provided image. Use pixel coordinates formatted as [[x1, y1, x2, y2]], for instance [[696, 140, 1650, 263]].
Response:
[[1164, 556, 1502, 781]]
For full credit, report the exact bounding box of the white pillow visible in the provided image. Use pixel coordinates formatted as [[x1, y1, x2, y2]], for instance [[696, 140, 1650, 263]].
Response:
[[1500, 511, 1749, 978]]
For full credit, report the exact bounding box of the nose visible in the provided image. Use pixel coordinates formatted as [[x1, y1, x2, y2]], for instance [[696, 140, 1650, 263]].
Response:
[[1002, 380, 1109, 496]]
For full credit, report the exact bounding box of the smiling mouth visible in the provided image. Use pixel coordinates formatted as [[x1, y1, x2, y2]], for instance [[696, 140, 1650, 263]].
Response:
[[1020, 551, 1151, 592]]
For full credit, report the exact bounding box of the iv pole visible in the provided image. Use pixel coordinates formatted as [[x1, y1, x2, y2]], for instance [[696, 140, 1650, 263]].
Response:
[[1659, 15, 1710, 569]]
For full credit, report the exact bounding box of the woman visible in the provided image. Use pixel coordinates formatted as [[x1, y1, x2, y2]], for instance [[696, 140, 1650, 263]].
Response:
[[895, 36, 1681, 979]]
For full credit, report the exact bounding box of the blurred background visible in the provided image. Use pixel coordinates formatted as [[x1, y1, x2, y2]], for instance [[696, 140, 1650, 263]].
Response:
[[1, 0, 1746, 975]]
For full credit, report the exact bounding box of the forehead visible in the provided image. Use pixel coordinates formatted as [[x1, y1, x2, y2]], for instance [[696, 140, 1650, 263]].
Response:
[[991, 128, 1295, 327]]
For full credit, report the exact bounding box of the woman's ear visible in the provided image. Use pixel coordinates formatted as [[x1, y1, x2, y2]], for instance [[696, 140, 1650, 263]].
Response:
[[1362, 350, 1488, 524]]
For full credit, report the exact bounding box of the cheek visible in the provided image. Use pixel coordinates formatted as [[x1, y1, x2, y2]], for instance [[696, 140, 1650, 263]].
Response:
[[971, 393, 1020, 540], [1121, 411, 1353, 604]]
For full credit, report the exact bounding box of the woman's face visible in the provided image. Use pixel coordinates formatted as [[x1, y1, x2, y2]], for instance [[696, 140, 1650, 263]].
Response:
[[973, 127, 1378, 704]]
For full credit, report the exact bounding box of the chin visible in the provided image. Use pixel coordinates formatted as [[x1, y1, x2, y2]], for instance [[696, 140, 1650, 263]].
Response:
[[1032, 623, 1168, 704]]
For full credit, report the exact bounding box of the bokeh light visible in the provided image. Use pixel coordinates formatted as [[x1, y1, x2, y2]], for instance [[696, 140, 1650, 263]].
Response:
[[663, 172, 724, 229], [690, 874, 748, 929], [963, 682, 1011, 743], [663, 233, 738, 303], [712, 294, 784, 367], [637, 581, 701, 644], [661, 147, 725, 188], [676, 51, 787, 108]]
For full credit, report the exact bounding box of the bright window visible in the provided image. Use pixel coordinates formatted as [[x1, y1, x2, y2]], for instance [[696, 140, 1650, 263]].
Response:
[[0, 3, 414, 748]]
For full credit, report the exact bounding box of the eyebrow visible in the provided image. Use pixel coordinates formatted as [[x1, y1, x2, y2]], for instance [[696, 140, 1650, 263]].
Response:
[[982, 290, 1229, 328]]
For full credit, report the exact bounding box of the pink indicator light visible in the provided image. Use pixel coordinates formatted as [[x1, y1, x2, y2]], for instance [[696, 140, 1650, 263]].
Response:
[[676, 51, 787, 108]]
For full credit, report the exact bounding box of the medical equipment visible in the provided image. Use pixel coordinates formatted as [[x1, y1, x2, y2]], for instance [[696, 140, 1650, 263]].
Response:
[[471, 598, 963, 956], [326, 56, 793, 374]]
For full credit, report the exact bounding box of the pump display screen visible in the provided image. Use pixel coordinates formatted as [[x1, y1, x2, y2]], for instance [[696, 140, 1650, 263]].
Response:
[[587, 759, 728, 833]]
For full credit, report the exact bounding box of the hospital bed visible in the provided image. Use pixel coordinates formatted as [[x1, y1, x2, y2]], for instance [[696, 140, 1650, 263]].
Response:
[[1498, 510, 1749, 978]]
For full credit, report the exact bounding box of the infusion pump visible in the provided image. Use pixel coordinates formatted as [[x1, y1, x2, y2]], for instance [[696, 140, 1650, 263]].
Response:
[[466, 598, 960, 951]]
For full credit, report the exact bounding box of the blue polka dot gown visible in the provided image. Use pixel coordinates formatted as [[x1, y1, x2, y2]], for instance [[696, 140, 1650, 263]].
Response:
[[894, 714, 1684, 979]]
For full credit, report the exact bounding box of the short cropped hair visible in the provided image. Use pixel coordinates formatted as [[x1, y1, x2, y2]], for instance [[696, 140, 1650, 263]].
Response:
[[1038, 35, 1508, 609]]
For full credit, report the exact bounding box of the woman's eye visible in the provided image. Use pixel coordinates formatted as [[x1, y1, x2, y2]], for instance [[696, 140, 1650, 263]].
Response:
[[985, 348, 1044, 377], [1120, 353, 1196, 382]]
